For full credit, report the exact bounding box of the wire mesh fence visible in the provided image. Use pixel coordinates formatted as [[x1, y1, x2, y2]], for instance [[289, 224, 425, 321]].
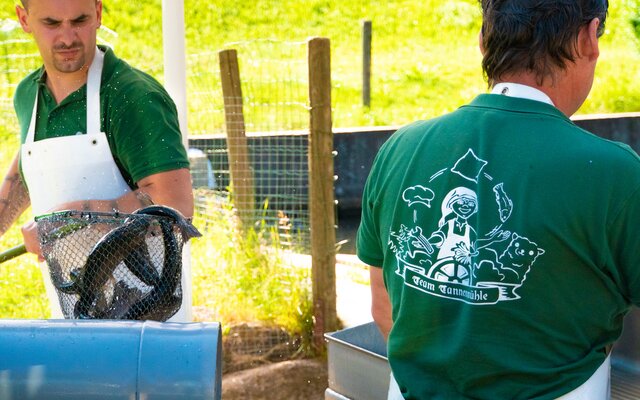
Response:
[[0, 20, 40, 134], [0, 27, 319, 361], [187, 39, 312, 251], [187, 40, 321, 360]]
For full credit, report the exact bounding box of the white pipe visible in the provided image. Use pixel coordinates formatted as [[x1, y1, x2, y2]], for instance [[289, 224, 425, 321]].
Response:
[[162, 0, 188, 149], [161, 0, 192, 323]]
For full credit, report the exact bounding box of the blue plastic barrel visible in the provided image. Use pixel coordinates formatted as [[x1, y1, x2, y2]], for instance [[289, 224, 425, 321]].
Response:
[[0, 319, 222, 400]]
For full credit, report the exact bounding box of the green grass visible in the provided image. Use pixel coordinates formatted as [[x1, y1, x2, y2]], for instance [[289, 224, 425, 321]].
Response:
[[0, 0, 639, 327], [1, 0, 638, 130], [0, 219, 47, 318]]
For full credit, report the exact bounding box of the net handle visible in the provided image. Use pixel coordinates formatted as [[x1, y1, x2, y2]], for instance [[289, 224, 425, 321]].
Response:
[[0, 244, 27, 264]]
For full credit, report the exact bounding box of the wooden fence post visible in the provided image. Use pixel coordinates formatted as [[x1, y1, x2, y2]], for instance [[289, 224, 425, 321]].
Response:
[[362, 20, 372, 107], [219, 49, 255, 229], [308, 37, 338, 352]]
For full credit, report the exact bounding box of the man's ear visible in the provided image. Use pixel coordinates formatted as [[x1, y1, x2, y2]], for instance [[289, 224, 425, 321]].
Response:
[[96, 0, 103, 28], [478, 29, 486, 56], [15, 5, 31, 34], [578, 18, 600, 61]]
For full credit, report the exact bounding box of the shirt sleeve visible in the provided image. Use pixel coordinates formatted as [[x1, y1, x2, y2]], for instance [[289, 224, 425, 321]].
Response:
[[109, 91, 189, 185], [356, 153, 385, 268], [608, 186, 640, 306]]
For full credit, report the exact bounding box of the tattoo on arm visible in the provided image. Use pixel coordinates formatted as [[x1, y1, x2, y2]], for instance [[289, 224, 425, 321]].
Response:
[[135, 190, 154, 208], [0, 172, 30, 236]]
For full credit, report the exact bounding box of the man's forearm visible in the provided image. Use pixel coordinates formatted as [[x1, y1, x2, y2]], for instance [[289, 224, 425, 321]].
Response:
[[56, 168, 193, 218], [0, 154, 30, 236], [370, 266, 393, 341], [62, 188, 154, 215]]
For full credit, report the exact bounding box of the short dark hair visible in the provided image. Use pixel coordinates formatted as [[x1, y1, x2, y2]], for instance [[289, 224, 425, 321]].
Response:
[[20, 0, 99, 10], [480, 0, 608, 86]]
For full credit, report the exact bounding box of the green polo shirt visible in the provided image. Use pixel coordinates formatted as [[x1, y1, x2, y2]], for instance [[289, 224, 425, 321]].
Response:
[[14, 45, 189, 188], [358, 94, 640, 399]]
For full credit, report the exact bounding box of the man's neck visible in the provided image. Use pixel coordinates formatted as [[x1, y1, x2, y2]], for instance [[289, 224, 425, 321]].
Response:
[[44, 66, 90, 104], [495, 73, 579, 117]]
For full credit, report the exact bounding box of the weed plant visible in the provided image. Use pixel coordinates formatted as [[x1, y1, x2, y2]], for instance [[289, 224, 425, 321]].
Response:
[[191, 191, 314, 349]]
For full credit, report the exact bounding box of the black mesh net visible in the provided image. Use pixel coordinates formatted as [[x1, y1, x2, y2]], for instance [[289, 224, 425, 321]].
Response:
[[35, 206, 201, 321]]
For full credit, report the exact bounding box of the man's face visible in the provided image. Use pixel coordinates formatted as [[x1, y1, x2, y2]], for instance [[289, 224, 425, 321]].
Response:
[[16, 0, 102, 74]]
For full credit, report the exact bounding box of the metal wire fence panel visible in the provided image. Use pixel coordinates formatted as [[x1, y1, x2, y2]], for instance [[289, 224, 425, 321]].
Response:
[[186, 41, 317, 358], [0, 20, 41, 134], [187, 51, 226, 136], [188, 39, 312, 251]]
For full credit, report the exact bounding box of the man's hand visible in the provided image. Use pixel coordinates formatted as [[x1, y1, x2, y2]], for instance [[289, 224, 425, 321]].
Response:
[[21, 219, 43, 261]]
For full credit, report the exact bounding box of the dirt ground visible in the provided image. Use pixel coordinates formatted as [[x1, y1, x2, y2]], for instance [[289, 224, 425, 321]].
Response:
[[212, 321, 329, 399], [201, 250, 370, 400], [222, 359, 328, 400]]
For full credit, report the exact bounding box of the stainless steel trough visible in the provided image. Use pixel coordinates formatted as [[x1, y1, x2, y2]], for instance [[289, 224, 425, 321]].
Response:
[[0, 319, 222, 400], [325, 322, 390, 400], [326, 310, 640, 400]]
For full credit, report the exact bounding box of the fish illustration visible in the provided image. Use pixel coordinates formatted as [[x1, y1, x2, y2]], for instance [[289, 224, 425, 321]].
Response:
[[493, 183, 513, 223]]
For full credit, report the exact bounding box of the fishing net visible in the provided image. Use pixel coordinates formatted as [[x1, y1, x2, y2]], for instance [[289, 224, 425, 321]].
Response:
[[35, 206, 201, 321]]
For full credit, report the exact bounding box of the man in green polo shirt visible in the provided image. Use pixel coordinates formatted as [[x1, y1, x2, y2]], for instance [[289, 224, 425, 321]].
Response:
[[358, 0, 639, 398], [0, 0, 194, 321]]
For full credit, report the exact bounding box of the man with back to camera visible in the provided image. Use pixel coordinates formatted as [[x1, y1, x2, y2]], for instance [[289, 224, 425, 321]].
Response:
[[0, 0, 195, 322], [358, 0, 640, 398]]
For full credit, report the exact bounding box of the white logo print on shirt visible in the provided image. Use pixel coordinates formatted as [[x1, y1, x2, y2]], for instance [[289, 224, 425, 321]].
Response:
[[388, 149, 545, 304]]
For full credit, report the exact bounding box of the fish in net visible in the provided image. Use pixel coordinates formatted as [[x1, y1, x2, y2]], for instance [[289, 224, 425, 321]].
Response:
[[36, 205, 202, 321]]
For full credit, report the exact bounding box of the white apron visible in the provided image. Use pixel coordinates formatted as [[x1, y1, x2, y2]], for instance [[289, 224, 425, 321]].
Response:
[[20, 48, 192, 322]]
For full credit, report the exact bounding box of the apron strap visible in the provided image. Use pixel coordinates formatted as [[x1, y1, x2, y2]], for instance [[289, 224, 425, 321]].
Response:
[[25, 47, 104, 143], [26, 89, 38, 144], [86, 47, 104, 135]]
